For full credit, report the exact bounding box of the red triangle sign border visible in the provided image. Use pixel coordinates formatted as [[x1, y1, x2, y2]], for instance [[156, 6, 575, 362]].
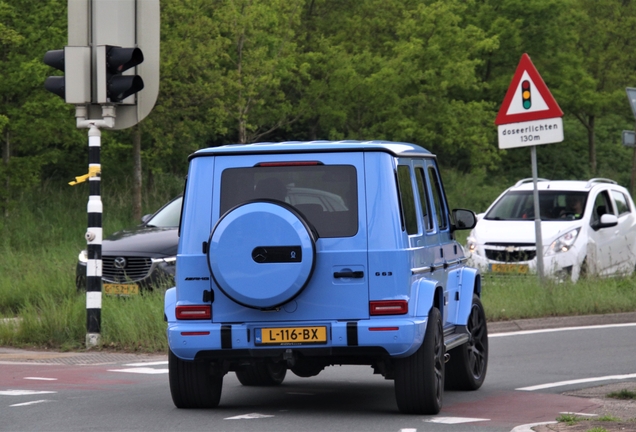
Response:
[[495, 53, 563, 125]]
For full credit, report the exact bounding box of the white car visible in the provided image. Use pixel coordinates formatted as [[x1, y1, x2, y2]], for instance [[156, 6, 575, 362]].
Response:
[[466, 178, 636, 281]]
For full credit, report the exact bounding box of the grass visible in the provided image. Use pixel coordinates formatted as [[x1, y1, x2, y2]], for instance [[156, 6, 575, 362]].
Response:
[[555, 413, 620, 429], [1, 177, 636, 352], [607, 389, 636, 400], [483, 274, 636, 321]]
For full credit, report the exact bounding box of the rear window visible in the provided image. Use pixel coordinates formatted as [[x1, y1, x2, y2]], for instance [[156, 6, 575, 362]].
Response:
[[486, 190, 588, 221], [220, 165, 358, 238]]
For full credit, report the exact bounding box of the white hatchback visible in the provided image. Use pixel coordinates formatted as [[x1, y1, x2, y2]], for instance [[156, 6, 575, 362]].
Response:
[[466, 178, 636, 281]]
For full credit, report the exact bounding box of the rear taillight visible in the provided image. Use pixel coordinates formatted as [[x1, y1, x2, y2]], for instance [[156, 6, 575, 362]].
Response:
[[369, 300, 408, 315], [176, 305, 211, 320]]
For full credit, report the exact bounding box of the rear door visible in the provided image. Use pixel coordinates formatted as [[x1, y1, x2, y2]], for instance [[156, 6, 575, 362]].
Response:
[[210, 152, 369, 322], [424, 160, 459, 326]]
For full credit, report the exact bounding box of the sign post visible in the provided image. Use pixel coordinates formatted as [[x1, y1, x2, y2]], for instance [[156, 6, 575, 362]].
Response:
[[624, 88, 636, 195], [43, 0, 160, 348], [495, 53, 564, 280]]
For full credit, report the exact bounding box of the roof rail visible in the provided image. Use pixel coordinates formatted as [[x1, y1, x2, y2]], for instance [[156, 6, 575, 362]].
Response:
[[585, 178, 617, 188], [513, 178, 550, 188]]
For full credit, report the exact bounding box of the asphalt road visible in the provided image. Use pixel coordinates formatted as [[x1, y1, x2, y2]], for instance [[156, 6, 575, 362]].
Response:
[[1, 312, 635, 432]]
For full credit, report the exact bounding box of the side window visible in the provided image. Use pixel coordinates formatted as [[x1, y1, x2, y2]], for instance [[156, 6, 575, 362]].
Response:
[[591, 191, 613, 224], [397, 165, 418, 235], [611, 191, 630, 216], [415, 167, 433, 231], [428, 166, 448, 231]]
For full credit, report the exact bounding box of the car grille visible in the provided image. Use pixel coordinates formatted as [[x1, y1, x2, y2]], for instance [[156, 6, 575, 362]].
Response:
[[102, 256, 153, 282], [484, 243, 536, 263]]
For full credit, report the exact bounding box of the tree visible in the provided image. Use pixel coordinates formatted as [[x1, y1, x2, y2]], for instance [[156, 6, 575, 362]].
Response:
[[0, 0, 85, 216], [551, 0, 636, 176]]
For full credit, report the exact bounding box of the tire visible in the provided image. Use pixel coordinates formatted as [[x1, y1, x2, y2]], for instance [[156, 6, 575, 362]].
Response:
[[235, 362, 287, 386], [394, 307, 444, 414], [169, 349, 223, 408], [445, 295, 488, 391], [208, 201, 316, 309], [579, 258, 588, 280]]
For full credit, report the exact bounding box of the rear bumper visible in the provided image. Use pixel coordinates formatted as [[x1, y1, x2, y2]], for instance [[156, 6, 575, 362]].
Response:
[[167, 318, 427, 361]]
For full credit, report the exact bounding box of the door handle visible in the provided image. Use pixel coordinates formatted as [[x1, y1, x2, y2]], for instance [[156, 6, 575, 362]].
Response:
[[333, 271, 364, 279]]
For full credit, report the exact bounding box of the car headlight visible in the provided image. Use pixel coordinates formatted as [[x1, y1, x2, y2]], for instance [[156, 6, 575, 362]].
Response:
[[78, 249, 88, 263], [466, 237, 477, 254], [153, 256, 176, 267], [545, 228, 580, 256]]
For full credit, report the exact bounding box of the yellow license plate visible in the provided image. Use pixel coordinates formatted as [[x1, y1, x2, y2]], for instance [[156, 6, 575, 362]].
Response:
[[103, 283, 140, 295], [257, 326, 327, 345], [490, 263, 529, 274]]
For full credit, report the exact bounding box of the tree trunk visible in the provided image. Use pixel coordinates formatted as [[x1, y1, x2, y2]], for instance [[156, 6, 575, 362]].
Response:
[[2, 131, 9, 218], [132, 125, 142, 221], [588, 115, 596, 176]]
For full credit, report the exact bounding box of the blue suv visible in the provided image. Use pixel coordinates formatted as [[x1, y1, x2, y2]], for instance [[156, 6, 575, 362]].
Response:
[[165, 141, 487, 414]]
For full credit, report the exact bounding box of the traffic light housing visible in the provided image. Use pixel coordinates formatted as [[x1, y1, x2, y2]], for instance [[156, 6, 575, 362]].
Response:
[[43, 50, 66, 99], [43, 47, 91, 104], [521, 80, 531, 110], [97, 45, 145, 103]]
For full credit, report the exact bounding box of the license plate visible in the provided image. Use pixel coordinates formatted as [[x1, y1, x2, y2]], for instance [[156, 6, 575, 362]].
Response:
[[490, 263, 529, 274], [103, 283, 140, 295], [256, 326, 327, 345]]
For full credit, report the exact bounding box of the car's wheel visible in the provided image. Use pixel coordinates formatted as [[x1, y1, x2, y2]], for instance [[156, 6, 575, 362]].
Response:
[[579, 258, 588, 279], [445, 295, 488, 391], [394, 306, 444, 414], [169, 349, 223, 408], [235, 362, 287, 386], [208, 201, 316, 310]]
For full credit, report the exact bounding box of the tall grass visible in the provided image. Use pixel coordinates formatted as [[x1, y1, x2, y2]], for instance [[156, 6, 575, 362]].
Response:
[[483, 275, 636, 321], [1, 173, 636, 352], [0, 175, 183, 351]]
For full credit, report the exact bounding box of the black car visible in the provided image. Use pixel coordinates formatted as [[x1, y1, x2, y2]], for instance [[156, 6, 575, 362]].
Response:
[[76, 195, 182, 294]]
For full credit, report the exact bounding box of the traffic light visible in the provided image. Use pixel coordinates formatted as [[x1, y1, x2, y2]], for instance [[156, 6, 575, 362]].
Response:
[[43, 49, 66, 99], [521, 80, 531, 110], [103, 46, 145, 103], [43, 47, 91, 104]]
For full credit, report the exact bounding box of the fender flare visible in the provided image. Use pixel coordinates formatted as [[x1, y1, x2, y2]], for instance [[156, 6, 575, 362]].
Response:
[[164, 287, 177, 322], [456, 267, 481, 326], [414, 278, 443, 318]]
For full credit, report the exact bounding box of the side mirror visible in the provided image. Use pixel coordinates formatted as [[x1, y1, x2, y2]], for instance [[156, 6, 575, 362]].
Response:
[[451, 209, 477, 231], [141, 214, 152, 224], [591, 213, 618, 231]]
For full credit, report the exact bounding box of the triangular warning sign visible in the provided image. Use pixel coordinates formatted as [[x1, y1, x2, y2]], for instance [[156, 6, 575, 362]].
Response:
[[495, 53, 563, 125]]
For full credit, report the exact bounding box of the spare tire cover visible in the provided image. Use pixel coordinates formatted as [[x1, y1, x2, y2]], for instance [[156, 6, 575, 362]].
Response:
[[208, 201, 316, 309]]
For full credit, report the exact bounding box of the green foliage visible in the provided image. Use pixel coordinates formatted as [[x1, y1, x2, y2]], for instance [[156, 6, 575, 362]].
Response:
[[3, 0, 636, 198], [607, 389, 636, 400], [556, 413, 582, 425]]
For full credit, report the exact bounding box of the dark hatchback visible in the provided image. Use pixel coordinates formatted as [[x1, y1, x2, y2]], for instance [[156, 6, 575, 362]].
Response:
[[76, 195, 182, 295]]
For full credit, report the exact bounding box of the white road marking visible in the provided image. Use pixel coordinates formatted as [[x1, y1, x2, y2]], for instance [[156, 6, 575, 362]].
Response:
[[422, 416, 489, 424], [0, 390, 57, 396], [399, 429, 417, 432], [24, 377, 57, 381], [560, 412, 598, 417], [225, 413, 275, 420], [123, 361, 168, 367], [516, 373, 636, 391], [510, 421, 558, 432], [10, 399, 52, 407], [490, 322, 636, 338], [108, 367, 168, 374]]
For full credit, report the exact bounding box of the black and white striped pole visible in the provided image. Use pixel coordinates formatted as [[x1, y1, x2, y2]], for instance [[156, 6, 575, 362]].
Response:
[[75, 105, 115, 348]]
